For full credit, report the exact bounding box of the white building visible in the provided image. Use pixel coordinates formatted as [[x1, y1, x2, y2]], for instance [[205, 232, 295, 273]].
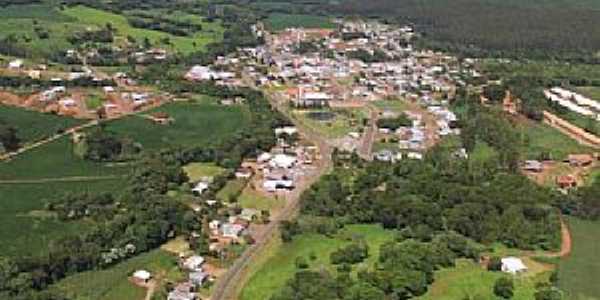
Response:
[[8, 59, 23, 69], [183, 255, 205, 271], [192, 182, 209, 195], [501, 257, 527, 274]]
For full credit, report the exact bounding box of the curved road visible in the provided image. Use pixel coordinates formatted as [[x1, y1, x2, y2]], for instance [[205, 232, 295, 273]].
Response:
[[210, 92, 333, 300]]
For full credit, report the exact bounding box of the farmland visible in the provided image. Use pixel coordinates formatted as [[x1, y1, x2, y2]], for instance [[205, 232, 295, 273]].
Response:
[[516, 120, 595, 160], [0, 178, 125, 257], [62, 6, 223, 54], [103, 99, 250, 151], [558, 218, 600, 300], [0, 104, 84, 145], [52, 249, 182, 300], [240, 224, 395, 300]]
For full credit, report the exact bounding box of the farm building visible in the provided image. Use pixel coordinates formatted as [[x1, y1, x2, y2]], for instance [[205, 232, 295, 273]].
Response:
[[132, 270, 151, 284]]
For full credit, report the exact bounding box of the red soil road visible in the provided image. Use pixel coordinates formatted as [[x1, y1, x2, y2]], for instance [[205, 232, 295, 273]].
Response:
[[548, 217, 572, 258]]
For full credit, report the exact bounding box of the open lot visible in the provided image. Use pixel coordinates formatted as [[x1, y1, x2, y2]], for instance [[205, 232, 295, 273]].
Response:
[[240, 224, 395, 300], [558, 217, 600, 300], [103, 99, 250, 151], [292, 108, 367, 138], [52, 249, 182, 300]]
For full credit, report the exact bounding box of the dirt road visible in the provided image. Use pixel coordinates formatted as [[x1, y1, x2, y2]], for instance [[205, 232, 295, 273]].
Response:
[[357, 106, 378, 160], [210, 91, 333, 300]]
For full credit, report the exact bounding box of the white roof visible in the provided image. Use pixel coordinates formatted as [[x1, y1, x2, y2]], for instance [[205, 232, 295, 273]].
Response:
[[192, 182, 209, 194], [133, 270, 151, 280], [270, 154, 297, 169], [501, 257, 527, 274]]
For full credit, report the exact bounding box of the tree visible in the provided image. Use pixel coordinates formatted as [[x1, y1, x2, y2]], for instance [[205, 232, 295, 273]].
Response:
[[494, 277, 514, 299], [0, 122, 20, 152], [535, 287, 563, 300], [487, 256, 502, 271], [344, 282, 385, 300], [295, 256, 308, 269]]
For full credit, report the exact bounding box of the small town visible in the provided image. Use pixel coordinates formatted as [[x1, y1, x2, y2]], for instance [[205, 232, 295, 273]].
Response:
[[1, 1, 599, 300]]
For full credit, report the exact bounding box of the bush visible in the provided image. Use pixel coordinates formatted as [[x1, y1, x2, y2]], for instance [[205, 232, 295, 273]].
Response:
[[494, 277, 514, 299], [295, 256, 309, 269]]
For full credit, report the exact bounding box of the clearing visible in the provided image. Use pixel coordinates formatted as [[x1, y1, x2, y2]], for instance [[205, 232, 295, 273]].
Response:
[[183, 162, 226, 182]]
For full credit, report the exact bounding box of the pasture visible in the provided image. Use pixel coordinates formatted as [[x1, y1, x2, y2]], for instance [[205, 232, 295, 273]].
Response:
[[104, 99, 249, 152], [418, 259, 545, 300], [183, 162, 226, 182], [240, 224, 394, 300], [62, 6, 223, 53], [265, 13, 335, 31], [558, 217, 600, 300], [0, 104, 84, 145], [0, 179, 125, 257], [52, 249, 182, 300]]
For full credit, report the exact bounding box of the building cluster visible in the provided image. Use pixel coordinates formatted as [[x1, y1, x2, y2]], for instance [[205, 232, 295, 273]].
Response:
[[544, 87, 600, 120]]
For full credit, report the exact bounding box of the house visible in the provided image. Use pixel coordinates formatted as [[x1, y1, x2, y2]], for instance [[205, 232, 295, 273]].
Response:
[[501, 257, 527, 274], [263, 178, 294, 192], [221, 223, 245, 239], [192, 182, 209, 196], [132, 270, 151, 284], [189, 271, 209, 286], [235, 167, 253, 179], [269, 154, 297, 169], [183, 255, 204, 271], [567, 154, 594, 167], [275, 126, 298, 136], [523, 160, 543, 172], [407, 152, 423, 160], [8, 59, 23, 69], [556, 175, 577, 189]]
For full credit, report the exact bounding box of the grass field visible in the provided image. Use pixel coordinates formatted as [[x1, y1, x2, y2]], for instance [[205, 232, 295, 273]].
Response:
[[104, 99, 250, 151], [265, 13, 336, 31], [52, 249, 182, 300], [238, 188, 283, 211], [0, 179, 125, 257], [216, 178, 247, 202], [293, 108, 367, 138], [517, 120, 594, 160], [63, 6, 223, 54], [558, 217, 600, 300], [240, 224, 395, 300], [183, 162, 226, 182], [0, 105, 84, 145], [418, 259, 546, 300], [575, 86, 600, 100]]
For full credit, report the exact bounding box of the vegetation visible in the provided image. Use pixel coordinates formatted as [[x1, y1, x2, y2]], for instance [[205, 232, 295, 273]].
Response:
[[557, 218, 600, 299], [376, 114, 412, 130], [266, 13, 335, 31]]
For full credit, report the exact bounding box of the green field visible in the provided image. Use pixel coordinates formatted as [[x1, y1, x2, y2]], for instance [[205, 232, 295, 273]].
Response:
[[240, 224, 395, 300], [266, 13, 336, 31], [63, 6, 223, 54], [293, 108, 366, 138], [0, 179, 125, 257], [216, 178, 247, 202], [418, 259, 544, 300], [239, 188, 283, 211], [104, 99, 250, 151], [558, 218, 600, 300], [0, 105, 84, 145], [52, 249, 182, 300], [183, 162, 226, 182], [575, 86, 600, 100], [517, 120, 594, 160], [0, 136, 128, 180]]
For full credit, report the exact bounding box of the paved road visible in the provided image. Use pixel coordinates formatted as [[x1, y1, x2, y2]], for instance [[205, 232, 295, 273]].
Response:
[[210, 91, 333, 300]]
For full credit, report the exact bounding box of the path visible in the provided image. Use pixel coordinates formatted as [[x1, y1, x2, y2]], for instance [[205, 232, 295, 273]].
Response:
[[210, 90, 333, 300], [548, 217, 572, 258], [0, 175, 122, 184]]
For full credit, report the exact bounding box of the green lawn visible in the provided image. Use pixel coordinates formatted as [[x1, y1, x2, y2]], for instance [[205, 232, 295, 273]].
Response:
[[104, 99, 249, 151], [183, 162, 226, 182], [0, 104, 84, 145], [517, 120, 594, 160], [266, 13, 336, 31], [558, 217, 600, 300], [240, 224, 395, 300], [0, 179, 125, 257], [418, 259, 543, 300], [238, 188, 283, 211], [63, 6, 223, 53], [293, 108, 366, 138], [52, 249, 181, 300]]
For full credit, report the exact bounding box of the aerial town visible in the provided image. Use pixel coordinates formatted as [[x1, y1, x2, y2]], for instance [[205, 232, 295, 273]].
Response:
[[1, 1, 599, 300]]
